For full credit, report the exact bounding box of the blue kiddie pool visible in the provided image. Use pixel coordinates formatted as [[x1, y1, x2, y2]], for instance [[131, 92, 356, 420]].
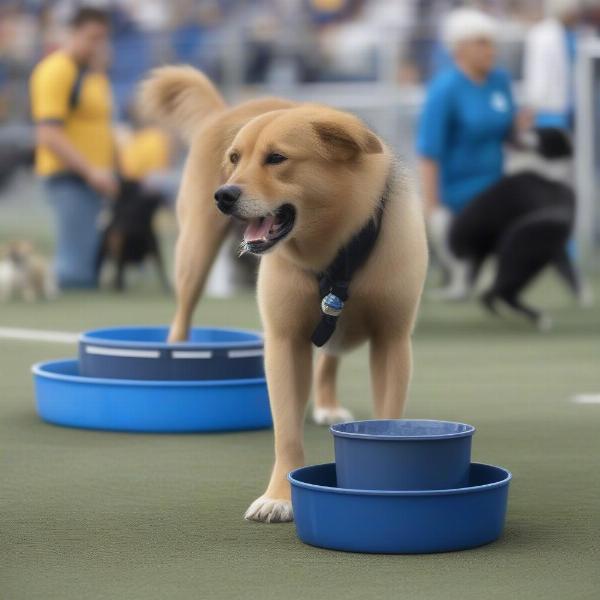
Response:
[[33, 359, 272, 433], [331, 419, 475, 491], [289, 462, 511, 554], [79, 326, 264, 381]]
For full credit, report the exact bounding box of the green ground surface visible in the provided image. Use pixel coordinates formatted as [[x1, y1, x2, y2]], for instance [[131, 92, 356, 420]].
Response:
[[1, 275, 599, 599]]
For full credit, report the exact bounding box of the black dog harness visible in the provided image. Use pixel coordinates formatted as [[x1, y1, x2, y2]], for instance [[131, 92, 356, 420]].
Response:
[[311, 178, 391, 347]]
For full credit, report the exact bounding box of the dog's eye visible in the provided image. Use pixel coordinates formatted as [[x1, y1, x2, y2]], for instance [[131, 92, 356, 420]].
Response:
[[265, 153, 287, 165], [229, 152, 240, 165]]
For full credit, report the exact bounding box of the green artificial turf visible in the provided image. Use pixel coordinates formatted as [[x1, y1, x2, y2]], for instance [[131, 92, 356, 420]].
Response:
[[1, 274, 599, 600]]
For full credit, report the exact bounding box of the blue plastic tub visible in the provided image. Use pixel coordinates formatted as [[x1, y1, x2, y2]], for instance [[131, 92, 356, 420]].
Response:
[[289, 462, 510, 554], [79, 326, 264, 381], [331, 419, 475, 491], [33, 359, 272, 432]]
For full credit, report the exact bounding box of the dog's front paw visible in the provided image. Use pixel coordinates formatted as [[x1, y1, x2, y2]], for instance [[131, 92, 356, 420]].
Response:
[[312, 406, 354, 426], [244, 496, 293, 523]]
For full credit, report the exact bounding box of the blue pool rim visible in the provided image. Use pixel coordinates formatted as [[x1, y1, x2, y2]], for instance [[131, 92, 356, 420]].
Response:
[[330, 419, 476, 441], [78, 326, 265, 381], [32, 359, 264, 388], [79, 325, 263, 349], [288, 462, 511, 496], [32, 359, 272, 433]]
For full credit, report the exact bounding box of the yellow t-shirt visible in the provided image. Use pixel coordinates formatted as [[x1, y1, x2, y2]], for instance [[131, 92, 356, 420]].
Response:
[[119, 128, 171, 180], [30, 50, 114, 176]]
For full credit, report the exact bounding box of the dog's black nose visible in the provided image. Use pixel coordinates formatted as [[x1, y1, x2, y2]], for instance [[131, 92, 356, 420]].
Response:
[[214, 185, 242, 214]]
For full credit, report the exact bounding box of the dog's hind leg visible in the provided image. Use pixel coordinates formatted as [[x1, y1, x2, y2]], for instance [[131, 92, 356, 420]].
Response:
[[482, 287, 548, 329], [500, 294, 550, 330], [481, 289, 502, 317], [485, 210, 570, 329], [312, 353, 354, 425]]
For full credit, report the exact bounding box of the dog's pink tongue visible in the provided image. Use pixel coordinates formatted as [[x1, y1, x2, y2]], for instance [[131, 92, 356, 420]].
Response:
[[244, 216, 275, 242]]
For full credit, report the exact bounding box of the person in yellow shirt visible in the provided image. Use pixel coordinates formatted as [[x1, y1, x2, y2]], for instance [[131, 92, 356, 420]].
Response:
[[119, 126, 171, 182], [30, 7, 116, 288]]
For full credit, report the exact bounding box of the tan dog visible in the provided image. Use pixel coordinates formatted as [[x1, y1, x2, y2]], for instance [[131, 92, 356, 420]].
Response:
[[0, 241, 57, 302], [140, 67, 428, 523]]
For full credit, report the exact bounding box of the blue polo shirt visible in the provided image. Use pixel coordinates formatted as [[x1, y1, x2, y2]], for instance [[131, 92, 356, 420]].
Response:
[[417, 67, 515, 214]]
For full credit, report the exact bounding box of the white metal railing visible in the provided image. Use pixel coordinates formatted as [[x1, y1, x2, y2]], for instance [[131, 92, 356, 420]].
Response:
[[575, 38, 600, 258]]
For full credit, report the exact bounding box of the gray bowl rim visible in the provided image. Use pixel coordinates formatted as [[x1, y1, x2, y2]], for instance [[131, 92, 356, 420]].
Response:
[[32, 359, 266, 388], [288, 462, 511, 497], [79, 326, 263, 350], [330, 419, 476, 441]]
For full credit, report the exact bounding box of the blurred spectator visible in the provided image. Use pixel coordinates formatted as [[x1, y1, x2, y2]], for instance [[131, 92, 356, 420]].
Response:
[[30, 7, 116, 289], [416, 8, 519, 300], [119, 125, 171, 183], [523, 0, 584, 129], [108, 5, 153, 120], [118, 103, 174, 198], [316, 1, 379, 81]]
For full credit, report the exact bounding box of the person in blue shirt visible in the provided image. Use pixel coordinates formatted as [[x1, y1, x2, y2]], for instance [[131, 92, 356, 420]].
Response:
[[417, 8, 523, 299]]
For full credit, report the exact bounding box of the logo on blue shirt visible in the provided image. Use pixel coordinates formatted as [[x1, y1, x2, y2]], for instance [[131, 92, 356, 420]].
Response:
[[491, 92, 509, 113]]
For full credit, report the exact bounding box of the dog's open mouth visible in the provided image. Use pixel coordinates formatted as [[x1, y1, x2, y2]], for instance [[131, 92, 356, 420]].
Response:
[[240, 204, 296, 255]]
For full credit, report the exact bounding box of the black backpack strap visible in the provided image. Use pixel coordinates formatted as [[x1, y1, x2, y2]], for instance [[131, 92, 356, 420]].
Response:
[[68, 66, 87, 111]]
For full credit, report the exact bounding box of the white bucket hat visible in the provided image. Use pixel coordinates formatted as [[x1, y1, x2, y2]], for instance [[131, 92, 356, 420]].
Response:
[[443, 8, 498, 51]]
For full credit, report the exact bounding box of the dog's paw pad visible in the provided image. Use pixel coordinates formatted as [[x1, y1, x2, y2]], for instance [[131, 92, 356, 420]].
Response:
[[312, 406, 354, 426], [244, 496, 293, 523]]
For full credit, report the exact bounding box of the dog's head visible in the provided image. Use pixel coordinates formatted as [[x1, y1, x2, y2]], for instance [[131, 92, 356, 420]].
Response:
[[3, 240, 34, 265], [139, 67, 387, 262], [214, 106, 384, 256]]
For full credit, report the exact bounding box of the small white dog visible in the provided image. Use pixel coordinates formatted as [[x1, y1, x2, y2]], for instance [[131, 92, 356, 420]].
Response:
[[0, 241, 57, 302]]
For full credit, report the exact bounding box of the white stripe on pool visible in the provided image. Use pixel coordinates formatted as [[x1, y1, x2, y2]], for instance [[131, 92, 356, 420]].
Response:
[[227, 349, 264, 359], [0, 327, 79, 344], [85, 346, 160, 359], [171, 350, 213, 359], [572, 394, 600, 404]]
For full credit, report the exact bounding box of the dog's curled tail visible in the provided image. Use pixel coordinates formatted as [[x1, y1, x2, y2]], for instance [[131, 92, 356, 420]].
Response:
[[138, 65, 226, 143]]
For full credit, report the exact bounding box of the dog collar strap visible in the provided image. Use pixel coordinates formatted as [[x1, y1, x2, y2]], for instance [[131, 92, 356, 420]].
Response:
[[311, 182, 389, 348]]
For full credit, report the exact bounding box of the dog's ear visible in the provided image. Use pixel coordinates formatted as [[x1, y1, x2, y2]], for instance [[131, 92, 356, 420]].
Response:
[[137, 66, 225, 144], [311, 119, 383, 161]]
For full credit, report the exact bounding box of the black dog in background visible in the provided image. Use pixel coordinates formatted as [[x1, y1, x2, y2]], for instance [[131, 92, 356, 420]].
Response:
[[0, 138, 34, 193], [449, 128, 579, 329], [96, 180, 170, 291]]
